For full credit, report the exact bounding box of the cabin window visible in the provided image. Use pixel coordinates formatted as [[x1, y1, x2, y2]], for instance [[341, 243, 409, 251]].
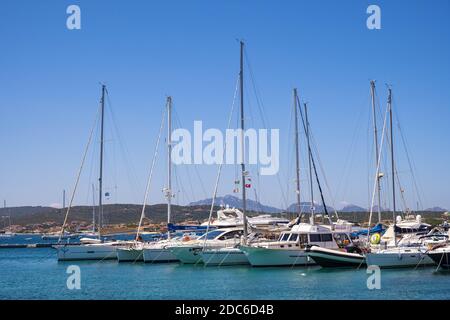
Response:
[[289, 234, 298, 242], [309, 234, 321, 242], [281, 233, 290, 241], [218, 230, 243, 240], [333, 233, 351, 247], [299, 234, 308, 244], [198, 230, 224, 240], [321, 234, 333, 242]]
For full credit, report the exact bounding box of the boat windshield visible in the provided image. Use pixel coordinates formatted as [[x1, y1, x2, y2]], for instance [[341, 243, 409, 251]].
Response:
[[198, 230, 225, 240]]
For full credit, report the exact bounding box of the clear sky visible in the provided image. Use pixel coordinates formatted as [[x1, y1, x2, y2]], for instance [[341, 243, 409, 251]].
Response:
[[1, 0, 449, 211]]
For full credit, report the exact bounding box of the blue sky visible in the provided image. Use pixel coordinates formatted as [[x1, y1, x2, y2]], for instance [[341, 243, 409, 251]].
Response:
[[0, 0, 449, 211]]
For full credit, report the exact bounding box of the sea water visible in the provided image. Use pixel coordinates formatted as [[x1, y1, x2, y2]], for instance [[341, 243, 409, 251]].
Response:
[[0, 238, 449, 300]]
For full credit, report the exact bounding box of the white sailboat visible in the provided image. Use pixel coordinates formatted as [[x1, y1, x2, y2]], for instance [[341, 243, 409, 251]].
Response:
[[141, 96, 181, 263], [0, 201, 15, 238], [198, 41, 255, 266], [168, 227, 244, 264], [55, 85, 132, 261], [240, 88, 346, 267], [365, 86, 436, 268]]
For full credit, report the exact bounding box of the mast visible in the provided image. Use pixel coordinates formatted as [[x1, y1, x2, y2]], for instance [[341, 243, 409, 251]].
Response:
[[62, 189, 66, 210], [304, 103, 315, 225], [388, 87, 397, 245], [98, 84, 106, 234], [166, 96, 173, 240], [293, 89, 301, 219], [239, 40, 248, 242], [370, 80, 382, 223], [91, 184, 96, 234]]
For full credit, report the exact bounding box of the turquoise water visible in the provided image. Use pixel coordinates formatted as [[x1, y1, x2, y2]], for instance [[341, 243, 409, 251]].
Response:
[[1, 247, 449, 300]]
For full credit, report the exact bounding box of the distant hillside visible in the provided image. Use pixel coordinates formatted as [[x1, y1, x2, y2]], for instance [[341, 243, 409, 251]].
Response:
[[340, 204, 366, 212], [425, 207, 447, 212], [189, 195, 282, 213], [286, 202, 335, 214], [0, 204, 217, 227], [0, 203, 447, 229]]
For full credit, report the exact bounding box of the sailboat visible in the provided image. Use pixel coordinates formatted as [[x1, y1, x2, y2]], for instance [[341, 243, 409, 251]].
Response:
[[55, 85, 133, 261], [366, 88, 438, 268], [0, 201, 15, 237], [140, 96, 183, 263], [199, 41, 250, 266], [240, 89, 355, 267]]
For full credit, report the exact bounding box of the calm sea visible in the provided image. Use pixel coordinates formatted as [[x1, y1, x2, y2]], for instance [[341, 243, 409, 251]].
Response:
[[0, 235, 449, 300]]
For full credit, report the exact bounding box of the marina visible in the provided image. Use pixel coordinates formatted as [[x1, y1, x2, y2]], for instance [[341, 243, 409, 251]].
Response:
[[1, 1, 450, 306], [0, 241, 449, 300]]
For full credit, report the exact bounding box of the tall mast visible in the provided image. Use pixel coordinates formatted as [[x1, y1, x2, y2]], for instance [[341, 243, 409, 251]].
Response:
[[91, 184, 96, 234], [239, 40, 248, 242], [98, 84, 106, 233], [304, 103, 315, 225], [293, 89, 301, 219], [62, 189, 66, 210], [388, 87, 397, 245], [166, 96, 173, 240], [370, 80, 382, 223]]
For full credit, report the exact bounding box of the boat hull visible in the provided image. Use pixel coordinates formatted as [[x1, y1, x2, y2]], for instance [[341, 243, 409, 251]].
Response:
[[307, 247, 366, 268], [201, 248, 249, 266], [240, 245, 313, 267], [55, 244, 117, 261], [116, 248, 144, 262], [142, 248, 179, 263], [168, 246, 203, 264], [366, 249, 433, 268], [427, 250, 450, 269]]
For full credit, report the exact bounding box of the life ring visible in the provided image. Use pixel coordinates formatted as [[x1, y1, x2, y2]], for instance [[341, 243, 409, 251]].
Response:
[[370, 233, 381, 245], [182, 235, 191, 242]]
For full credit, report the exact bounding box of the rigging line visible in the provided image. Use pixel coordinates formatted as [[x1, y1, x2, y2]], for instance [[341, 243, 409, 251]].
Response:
[[59, 103, 101, 243], [367, 98, 389, 236], [171, 114, 195, 205], [295, 95, 331, 223], [105, 92, 142, 202], [172, 110, 207, 201], [136, 107, 166, 240], [285, 99, 295, 212], [335, 95, 369, 204], [393, 102, 425, 210], [308, 130, 339, 219], [85, 114, 100, 204], [244, 79, 266, 211], [203, 74, 240, 250], [244, 48, 289, 211]]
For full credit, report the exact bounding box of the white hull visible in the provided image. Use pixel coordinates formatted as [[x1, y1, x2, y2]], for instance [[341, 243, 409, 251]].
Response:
[[143, 247, 179, 263], [56, 244, 118, 261], [116, 247, 144, 262], [366, 248, 434, 268], [201, 248, 249, 266], [168, 245, 203, 264], [240, 245, 313, 267]]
